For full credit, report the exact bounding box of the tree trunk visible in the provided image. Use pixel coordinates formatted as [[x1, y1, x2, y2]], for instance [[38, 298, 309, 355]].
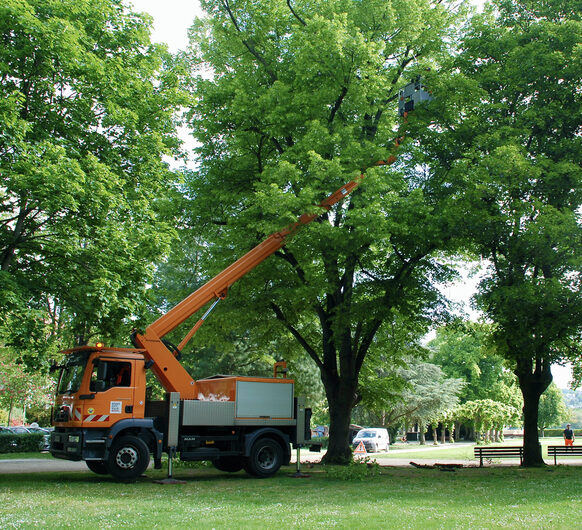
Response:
[[7, 398, 14, 426], [515, 357, 552, 467], [321, 378, 358, 464]]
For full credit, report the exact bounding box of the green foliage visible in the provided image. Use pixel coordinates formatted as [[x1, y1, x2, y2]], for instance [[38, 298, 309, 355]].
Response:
[[0, 432, 44, 453], [454, 399, 520, 443], [0, 0, 188, 365], [181, 0, 468, 462], [429, 322, 522, 409], [538, 383, 570, 432], [355, 318, 426, 425], [368, 359, 464, 435], [543, 428, 578, 437], [324, 457, 381, 481], [0, 359, 54, 425]]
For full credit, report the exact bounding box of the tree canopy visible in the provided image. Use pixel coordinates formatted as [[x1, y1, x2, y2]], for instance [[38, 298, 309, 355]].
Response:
[[417, 0, 582, 465], [181, 0, 467, 462], [429, 323, 521, 409], [0, 0, 187, 367]]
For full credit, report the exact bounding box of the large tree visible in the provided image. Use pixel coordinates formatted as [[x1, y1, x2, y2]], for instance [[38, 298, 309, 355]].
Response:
[[183, 0, 466, 462], [419, 0, 582, 465], [0, 0, 187, 365]]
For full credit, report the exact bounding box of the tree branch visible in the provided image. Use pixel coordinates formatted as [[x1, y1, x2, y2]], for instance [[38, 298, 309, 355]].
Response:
[[221, 0, 278, 83], [286, 0, 307, 26], [329, 86, 348, 125], [270, 301, 324, 369], [274, 247, 307, 284]]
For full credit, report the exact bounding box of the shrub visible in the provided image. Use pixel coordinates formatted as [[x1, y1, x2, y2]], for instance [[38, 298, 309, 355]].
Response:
[[542, 428, 579, 437], [323, 457, 380, 481], [312, 436, 328, 449], [0, 432, 45, 453]]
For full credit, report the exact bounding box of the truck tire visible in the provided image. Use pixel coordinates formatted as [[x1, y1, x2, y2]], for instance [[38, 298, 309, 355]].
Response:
[[86, 460, 108, 475], [213, 456, 244, 473], [244, 437, 283, 478], [106, 435, 150, 481]]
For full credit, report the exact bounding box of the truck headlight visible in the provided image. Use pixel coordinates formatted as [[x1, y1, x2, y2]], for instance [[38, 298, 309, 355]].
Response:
[[68, 435, 80, 443]]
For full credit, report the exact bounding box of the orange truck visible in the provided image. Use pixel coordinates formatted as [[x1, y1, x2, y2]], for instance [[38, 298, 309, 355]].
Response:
[[50, 81, 430, 480], [49, 175, 359, 480]]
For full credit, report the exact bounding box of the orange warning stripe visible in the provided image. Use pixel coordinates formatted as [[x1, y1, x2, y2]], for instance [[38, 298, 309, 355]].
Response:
[[83, 414, 110, 422]]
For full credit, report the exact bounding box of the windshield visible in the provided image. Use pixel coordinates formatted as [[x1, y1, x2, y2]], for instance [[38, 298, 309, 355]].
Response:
[[357, 431, 377, 439], [57, 352, 90, 395]]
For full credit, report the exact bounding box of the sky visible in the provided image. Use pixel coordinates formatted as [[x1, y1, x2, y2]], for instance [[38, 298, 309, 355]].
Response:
[[129, 0, 203, 52], [128, 0, 574, 389]]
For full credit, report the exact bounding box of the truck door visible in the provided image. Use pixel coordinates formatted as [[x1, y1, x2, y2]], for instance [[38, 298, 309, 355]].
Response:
[[83, 358, 136, 426]]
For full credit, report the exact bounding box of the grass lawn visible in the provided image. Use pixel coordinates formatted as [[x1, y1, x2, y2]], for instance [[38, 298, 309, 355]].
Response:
[[1, 461, 582, 528]]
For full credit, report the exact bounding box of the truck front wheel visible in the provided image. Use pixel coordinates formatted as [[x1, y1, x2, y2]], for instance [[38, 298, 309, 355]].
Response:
[[244, 438, 283, 478], [106, 435, 150, 481]]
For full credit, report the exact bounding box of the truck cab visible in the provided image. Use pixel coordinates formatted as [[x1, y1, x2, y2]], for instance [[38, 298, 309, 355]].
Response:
[[52, 346, 147, 429], [51, 346, 164, 478]]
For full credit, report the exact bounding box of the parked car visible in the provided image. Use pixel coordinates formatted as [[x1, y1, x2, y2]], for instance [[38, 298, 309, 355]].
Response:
[[7, 425, 51, 451], [26, 426, 49, 434], [352, 428, 390, 453], [26, 426, 51, 451], [9, 426, 31, 434]]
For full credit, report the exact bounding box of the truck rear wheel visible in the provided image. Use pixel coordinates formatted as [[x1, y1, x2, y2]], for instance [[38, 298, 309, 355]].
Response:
[[244, 438, 283, 478], [86, 460, 108, 475], [213, 456, 244, 473], [106, 435, 150, 481]]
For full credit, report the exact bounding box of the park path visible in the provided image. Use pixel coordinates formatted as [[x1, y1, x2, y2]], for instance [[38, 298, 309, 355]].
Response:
[[2, 441, 581, 475]]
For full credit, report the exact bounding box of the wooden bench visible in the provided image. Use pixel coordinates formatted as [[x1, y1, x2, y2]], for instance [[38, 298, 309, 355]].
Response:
[[474, 446, 523, 467], [547, 445, 582, 465]]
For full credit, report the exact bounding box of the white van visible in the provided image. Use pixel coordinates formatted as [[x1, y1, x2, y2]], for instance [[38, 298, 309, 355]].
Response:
[[352, 428, 390, 452]]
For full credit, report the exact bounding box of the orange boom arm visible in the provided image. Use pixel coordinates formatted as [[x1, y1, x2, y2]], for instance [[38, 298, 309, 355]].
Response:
[[132, 135, 407, 397]]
